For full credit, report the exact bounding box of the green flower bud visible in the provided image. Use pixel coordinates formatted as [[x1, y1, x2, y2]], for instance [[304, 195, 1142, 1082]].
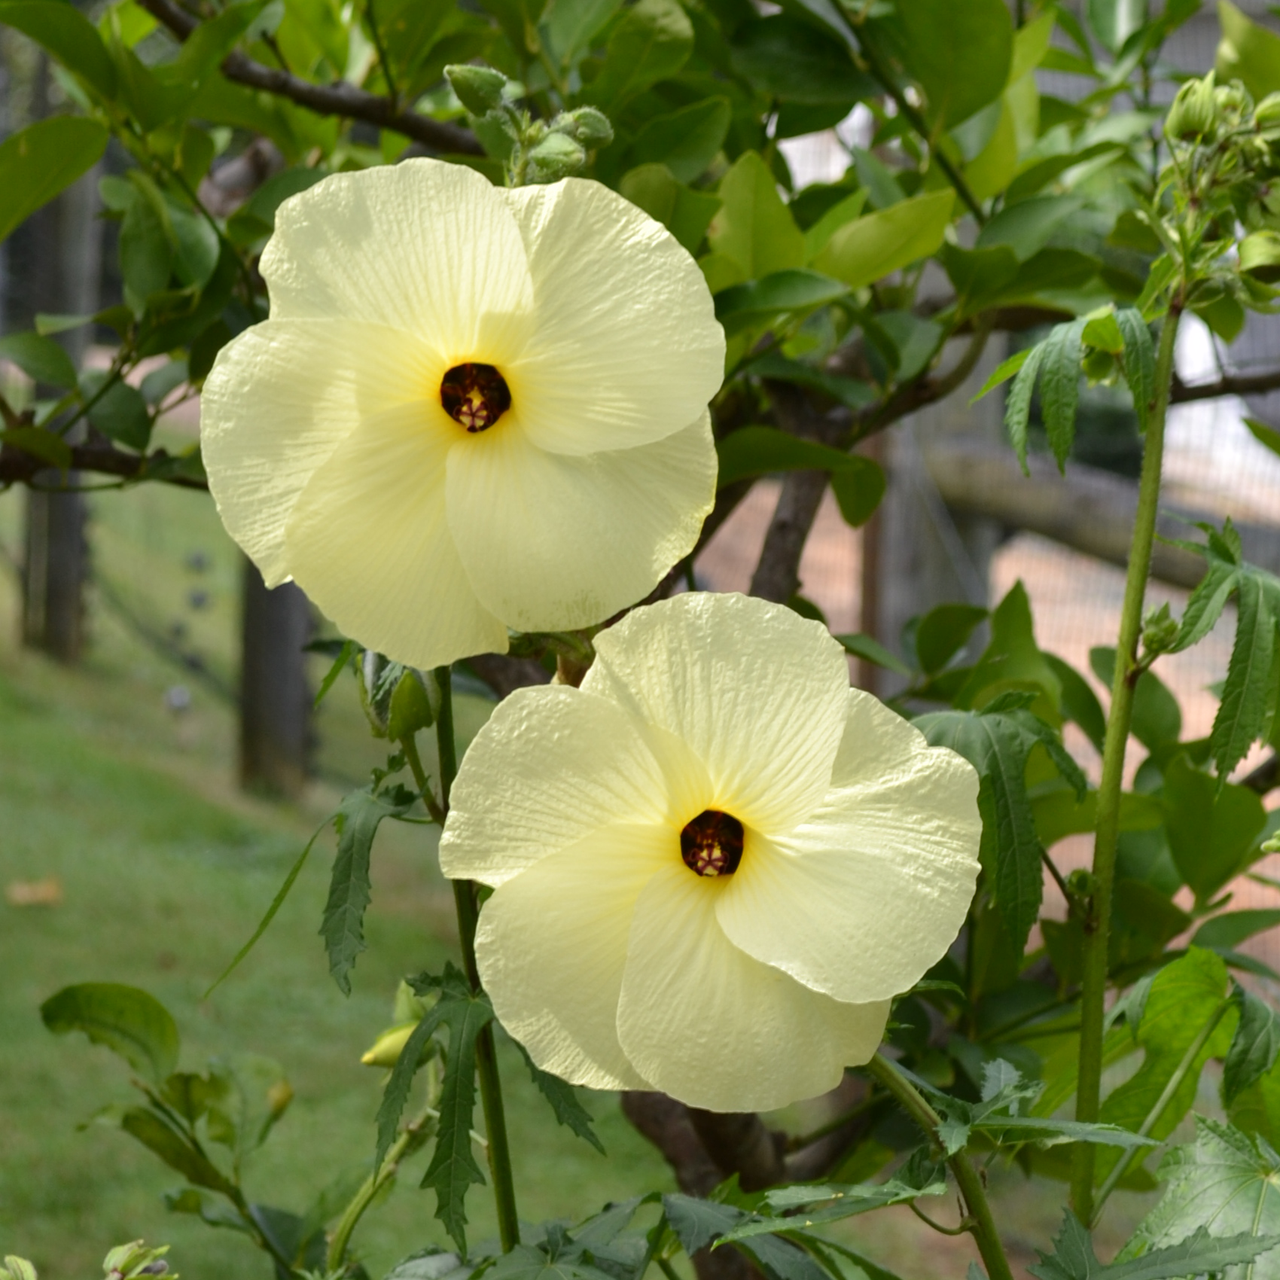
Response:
[[525, 130, 587, 182], [102, 1243, 172, 1280], [1214, 79, 1253, 126], [551, 106, 614, 149], [3, 1258, 38, 1280], [1166, 73, 1218, 141], [445, 63, 509, 117], [1240, 229, 1280, 282], [360, 1020, 420, 1067], [1141, 602, 1179, 656], [1258, 91, 1280, 130]]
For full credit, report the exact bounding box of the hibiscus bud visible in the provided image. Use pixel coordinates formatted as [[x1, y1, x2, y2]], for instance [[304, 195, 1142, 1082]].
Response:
[[101, 1243, 172, 1280], [526, 131, 587, 182], [446, 63, 509, 117], [2, 1258, 37, 1280], [1141, 602, 1178, 655], [1258, 92, 1280, 130], [552, 107, 614, 149], [1166, 73, 1218, 141], [1240, 229, 1280, 282]]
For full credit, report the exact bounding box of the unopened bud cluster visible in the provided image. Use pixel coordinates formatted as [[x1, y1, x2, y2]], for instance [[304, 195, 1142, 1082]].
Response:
[[1158, 73, 1280, 306], [444, 63, 613, 186]]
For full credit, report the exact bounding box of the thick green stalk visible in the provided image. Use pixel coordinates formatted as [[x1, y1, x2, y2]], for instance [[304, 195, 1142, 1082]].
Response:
[[434, 666, 522, 1253], [864, 1054, 1015, 1280], [1071, 305, 1182, 1221]]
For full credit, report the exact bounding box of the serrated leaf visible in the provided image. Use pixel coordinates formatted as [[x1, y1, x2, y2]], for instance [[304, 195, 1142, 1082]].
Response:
[[1040, 319, 1087, 472], [41, 983, 179, 1086], [419, 974, 496, 1252], [1006, 340, 1046, 473], [375, 1008, 447, 1170], [321, 786, 414, 994], [1173, 559, 1238, 653], [1128, 1116, 1280, 1278], [515, 1043, 605, 1154], [1225, 986, 1280, 1106], [1212, 572, 1278, 780], [974, 347, 1030, 400], [1117, 308, 1156, 432]]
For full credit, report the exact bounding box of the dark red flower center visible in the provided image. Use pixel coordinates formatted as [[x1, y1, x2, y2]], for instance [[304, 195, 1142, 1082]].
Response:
[[441, 363, 511, 433], [680, 810, 744, 878]]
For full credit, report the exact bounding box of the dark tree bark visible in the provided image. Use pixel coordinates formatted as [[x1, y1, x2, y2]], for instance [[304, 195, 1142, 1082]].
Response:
[[20, 158, 101, 663], [239, 558, 313, 797]]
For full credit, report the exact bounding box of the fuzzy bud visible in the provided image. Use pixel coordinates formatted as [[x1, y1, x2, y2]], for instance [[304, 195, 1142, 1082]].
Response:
[[552, 106, 614, 149], [526, 130, 587, 182], [445, 64, 509, 117], [1166, 73, 1218, 141]]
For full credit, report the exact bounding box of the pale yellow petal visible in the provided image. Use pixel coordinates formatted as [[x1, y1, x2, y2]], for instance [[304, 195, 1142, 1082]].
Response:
[[282, 402, 507, 669], [717, 690, 981, 1003], [500, 179, 724, 456], [476, 824, 669, 1090], [201, 319, 433, 586], [439, 685, 671, 887], [616, 865, 890, 1112], [583, 593, 850, 832], [445, 413, 715, 633], [262, 159, 534, 362]]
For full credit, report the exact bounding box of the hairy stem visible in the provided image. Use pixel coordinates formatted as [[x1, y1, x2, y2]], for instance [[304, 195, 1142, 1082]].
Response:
[[434, 666, 521, 1253], [1071, 305, 1182, 1221], [864, 1055, 1014, 1280]]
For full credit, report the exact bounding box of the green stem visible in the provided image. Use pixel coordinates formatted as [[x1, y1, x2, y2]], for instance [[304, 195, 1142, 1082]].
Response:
[[434, 666, 521, 1253], [1071, 304, 1182, 1222], [1091, 995, 1229, 1220], [864, 1054, 1014, 1280], [327, 1098, 437, 1269]]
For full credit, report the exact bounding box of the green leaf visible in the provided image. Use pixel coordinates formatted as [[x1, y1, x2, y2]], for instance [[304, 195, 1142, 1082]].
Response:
[[0, 116, 109, 244], [1212, 572, 1278, 780], [0, 1, 116, 96], [1218, 0, 1280, 100], [225, 166, 328, 247], [1046, 654, 1107, 754], [1032, 1206, 1280, 1280], [708, 151, 806, 281], [0, 427, 72, 471], [1096, 949, 1236, 1186], [1086, 0, 1146, 53], [729, 15, 874, 104], [620, 164, 722, 254], [975, 347, 1031, 399], [585, 0, 692, 109], [914, 700, 1052, 951], [1006, 340, 1046, 474], [1224, 985, 1280, 1106], [1039, 318, 1086, 472], [79, 370, 152, 451], [717, 425, 854, 487], [321, 785, 415, 994], [414, 966, 496, 1252], [625, 97, 731, 185], [744, 353, 875, 410], [1163, 756, 1266, 905], [1128, 1116, 1280, 1277], [384, 1248, 474, 1280], [1173, 559, 1239, 654], [836, 632, 912, 677], [719, 1171, 947, 1243], [514, 1042, 605, 1154], [812, 189, 955, 291], [1194, 909, 1280, 952], [118, 1106, 237, 1195], [41, 983, 179, 1086], [118, 185, 174, 309], [205, 819, 331, 998], [829, 460, 886, 528], [714, 269, 848, 327], [0, 332, 77, 389], [375, 1007, 446, 1170], [1248, 417, 1280, 461], [959, 580, 1062, 720], [1116, 308, 1155, 432], [977, 195, 1086, 262], [662, 1195, 827, 1280], [893, 0, 1012, 127], [914, 604, 989, 675]]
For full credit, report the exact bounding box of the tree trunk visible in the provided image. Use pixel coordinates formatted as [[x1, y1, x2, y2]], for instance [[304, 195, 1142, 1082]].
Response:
[[239, 558, 313, 797], [18, 57, 101, 663]]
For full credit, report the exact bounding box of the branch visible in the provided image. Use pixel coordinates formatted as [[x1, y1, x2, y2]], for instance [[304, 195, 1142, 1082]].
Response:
[[0, 441, 208, 490], [136, 0, 483, 156], [1171, 367, 1280, 404]]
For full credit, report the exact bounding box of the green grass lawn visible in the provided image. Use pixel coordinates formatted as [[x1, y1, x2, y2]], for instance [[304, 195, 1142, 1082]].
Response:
[[0, 481, 672, 1279]]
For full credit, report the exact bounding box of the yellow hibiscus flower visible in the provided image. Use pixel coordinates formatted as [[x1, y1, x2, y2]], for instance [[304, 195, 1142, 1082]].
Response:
[[440, 592, 982, 1113], [201, 159, 724, 669]]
